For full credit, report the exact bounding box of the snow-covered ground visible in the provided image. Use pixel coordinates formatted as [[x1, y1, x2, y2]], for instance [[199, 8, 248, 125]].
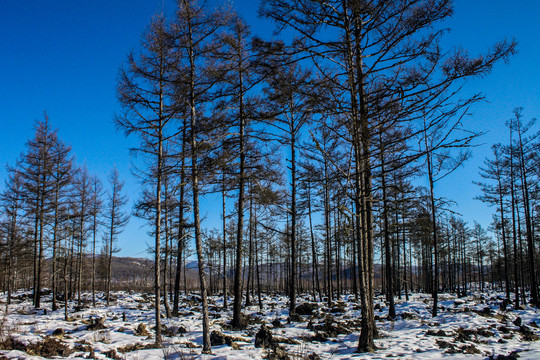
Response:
[[0, 290, 538, 359]]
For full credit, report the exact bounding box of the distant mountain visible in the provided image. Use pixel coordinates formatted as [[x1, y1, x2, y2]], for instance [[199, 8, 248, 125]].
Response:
[[109, 257, 154, 282], [94, 256, 386, 288]]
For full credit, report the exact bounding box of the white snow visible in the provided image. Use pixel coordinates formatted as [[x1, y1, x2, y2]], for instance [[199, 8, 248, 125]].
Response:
[[0, 290, 538, 359]]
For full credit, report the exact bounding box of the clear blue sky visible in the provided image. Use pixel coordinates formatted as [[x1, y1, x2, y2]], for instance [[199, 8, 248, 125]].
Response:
[[0, 0, 538, 257]]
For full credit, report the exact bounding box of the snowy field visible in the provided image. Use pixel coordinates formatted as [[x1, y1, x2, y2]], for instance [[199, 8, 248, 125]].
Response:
[[0, 290, 539, 359]]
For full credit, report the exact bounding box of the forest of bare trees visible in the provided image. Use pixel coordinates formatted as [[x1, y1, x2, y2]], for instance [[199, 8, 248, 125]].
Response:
[[2, 0, 539, 355], [0, 117, 129, 316]]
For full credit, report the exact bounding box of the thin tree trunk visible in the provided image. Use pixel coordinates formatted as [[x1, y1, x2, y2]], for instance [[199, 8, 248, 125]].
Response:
[[173, 120, 187, 316], [515, 119, 539, 305], [307, 181, 321, 302], [187, 20, 211, 350], [163, 183, 172, 319], [509, 129, 520, 308], [380, 133, 396, 319], [289, 122, 297, 317], [222, 171, 228, 309], [232, 57, 247, 330]]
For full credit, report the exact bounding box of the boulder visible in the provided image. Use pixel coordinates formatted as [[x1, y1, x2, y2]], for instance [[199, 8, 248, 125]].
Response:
[[295, 303, 317, 316]]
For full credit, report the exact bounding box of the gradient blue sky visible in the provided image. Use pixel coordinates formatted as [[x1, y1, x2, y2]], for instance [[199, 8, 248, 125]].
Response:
[[1, 0, 538, 257]]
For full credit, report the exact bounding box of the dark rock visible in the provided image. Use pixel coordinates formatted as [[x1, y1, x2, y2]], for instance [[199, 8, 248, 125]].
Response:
[[435, 339, 455, 350], [52, 328, 65, 337], [426, 329, 449, 337], [174, 325, 188, 334], [271, 318, 282, 328], [498, 325, 510, 334], [513, 317, 522, 327], [210, 331, 229, 346], [295, 303, 317, 316], [255, 325, 274, 348], [491, 350, 520, 360], [478, 307, 492, 316]]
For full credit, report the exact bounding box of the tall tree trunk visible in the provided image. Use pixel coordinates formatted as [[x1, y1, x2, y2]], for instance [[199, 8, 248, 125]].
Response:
[[232, 58, 247, 330], [307, 181, 321, 302], [163, 184, 172, 319], [324, 156, 332, 305], [515, 119, 539, 305], [92, 199, 98, 308], [153, 78, 164, 348], [52, 206, 59, 311], [509, 129, 520, 308], [289, 122, 297, 317], [222, 171, 228, 309], [380, 133, 396, 319], [64, 245, 69, 321], [423, 116, 439, 317], [246, 188, 254, 307], [107, 215, 114, 306], [173, 120, 187, 316], [496, 159, 511, 300], [188, 23, 211, 351], [33, 213, 39, 307]]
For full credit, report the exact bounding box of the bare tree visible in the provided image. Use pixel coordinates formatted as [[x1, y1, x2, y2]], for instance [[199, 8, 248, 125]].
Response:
[[261, 0, 515, 350], [89, 176, 103, 307], [0, 169, 28, 305], [72, 166, 93, 305], [507, 108, 539, 306], [169, 0, 228, 351], [260, 52, 313, 318], [103, 168, 129, 306], [476, 144, 511, 300], [19, 117, 57, 308], [49, 138, 73, 311], [116, 14, 175, 345]]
